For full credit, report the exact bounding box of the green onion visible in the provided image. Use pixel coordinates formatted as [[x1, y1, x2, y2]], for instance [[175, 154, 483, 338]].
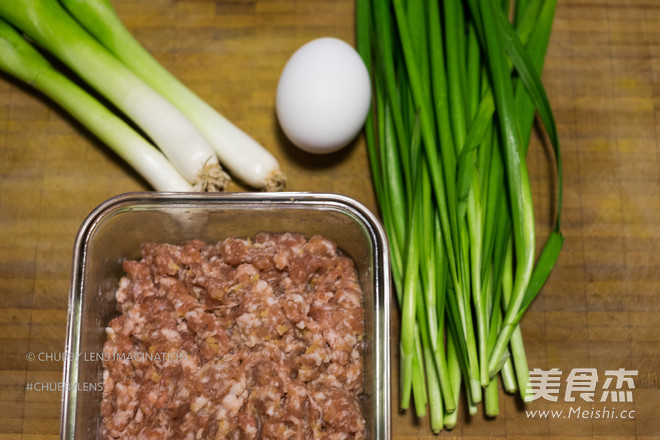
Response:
[[357, 0, 563, 430], [0, 17, 192, 192], [60, 0, 285, 191], [0, 0, 228, 191]]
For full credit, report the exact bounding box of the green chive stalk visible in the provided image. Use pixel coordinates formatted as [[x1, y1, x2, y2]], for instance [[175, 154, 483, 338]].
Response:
[[357, 0, 563, 431], [356, 0, 428, 412]]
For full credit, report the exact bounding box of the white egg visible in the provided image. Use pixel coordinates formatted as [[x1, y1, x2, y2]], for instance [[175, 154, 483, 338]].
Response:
[[276, 37, 372, 154]]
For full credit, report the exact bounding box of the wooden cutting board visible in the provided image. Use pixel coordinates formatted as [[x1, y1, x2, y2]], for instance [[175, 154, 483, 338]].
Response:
[[1, 0, 658, 438]]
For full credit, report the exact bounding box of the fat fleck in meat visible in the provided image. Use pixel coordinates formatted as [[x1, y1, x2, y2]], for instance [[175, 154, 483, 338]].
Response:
[[101, 232, 366, 439]]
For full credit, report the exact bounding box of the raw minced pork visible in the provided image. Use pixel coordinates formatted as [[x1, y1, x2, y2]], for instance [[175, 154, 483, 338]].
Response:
[[101, 232, 366, 439]]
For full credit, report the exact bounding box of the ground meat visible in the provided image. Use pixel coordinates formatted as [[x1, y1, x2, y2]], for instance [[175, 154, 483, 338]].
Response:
[[101, 232, 366, 440]]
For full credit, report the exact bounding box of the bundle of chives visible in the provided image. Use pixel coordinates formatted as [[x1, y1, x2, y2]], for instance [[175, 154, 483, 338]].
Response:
[[357, 0, 564, 432]]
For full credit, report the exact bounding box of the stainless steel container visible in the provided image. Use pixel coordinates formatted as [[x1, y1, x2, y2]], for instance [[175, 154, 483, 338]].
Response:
[[62, 192, 391, 439]]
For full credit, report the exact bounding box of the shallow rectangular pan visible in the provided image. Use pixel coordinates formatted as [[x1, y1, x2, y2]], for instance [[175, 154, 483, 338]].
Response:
[[62, 192, 391, 439]]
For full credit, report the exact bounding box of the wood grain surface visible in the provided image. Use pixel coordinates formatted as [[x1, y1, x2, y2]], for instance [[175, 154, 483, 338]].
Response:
[[1, 0, 659, 438]]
